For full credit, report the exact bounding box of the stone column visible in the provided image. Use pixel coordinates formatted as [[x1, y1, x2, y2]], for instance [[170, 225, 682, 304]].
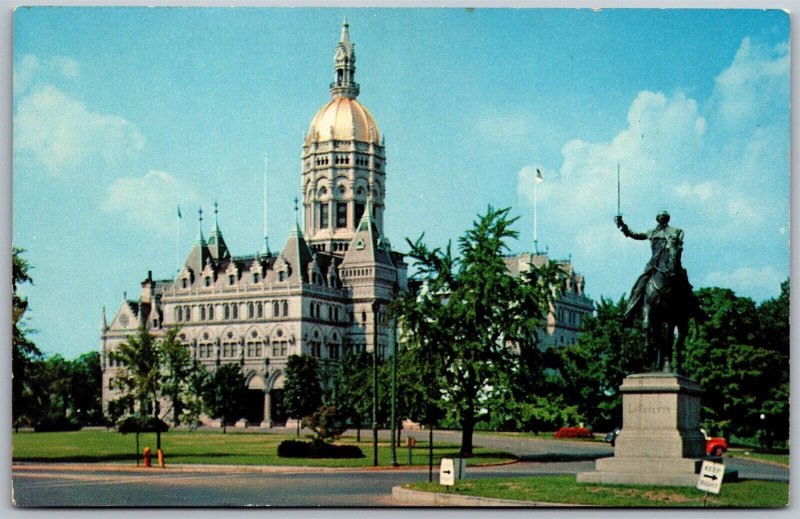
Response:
[[261, 390, 272, 428]]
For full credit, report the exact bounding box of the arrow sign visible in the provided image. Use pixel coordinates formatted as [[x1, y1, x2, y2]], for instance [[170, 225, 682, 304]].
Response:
[[697, 460, 725, 494], [439, 458, 455, 486]]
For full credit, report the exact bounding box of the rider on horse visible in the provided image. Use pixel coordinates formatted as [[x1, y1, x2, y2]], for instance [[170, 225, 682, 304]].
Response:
[[614, 211, 702, 372], [614, 211, 695, 324]]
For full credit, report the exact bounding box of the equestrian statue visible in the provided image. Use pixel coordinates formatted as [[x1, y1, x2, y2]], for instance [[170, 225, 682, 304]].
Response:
[[614, 211, 703, 373]]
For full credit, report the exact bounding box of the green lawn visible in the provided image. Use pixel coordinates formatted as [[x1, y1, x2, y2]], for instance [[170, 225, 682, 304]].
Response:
[[12, 430, 515, 468], [406, 475, 789, 508], [726, 450, 790, 466]]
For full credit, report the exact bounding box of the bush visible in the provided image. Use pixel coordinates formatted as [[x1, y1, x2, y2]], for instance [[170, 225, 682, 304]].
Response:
[[277, 440, 364, 459], [554, 426, 593, 439], [302, 405, 347, 443], [33, 416, 83, 432]]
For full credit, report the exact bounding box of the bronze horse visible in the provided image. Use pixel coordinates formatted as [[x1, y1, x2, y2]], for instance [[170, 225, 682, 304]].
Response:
[[640, 241, 698, 373], [616, 213, 703, 373]]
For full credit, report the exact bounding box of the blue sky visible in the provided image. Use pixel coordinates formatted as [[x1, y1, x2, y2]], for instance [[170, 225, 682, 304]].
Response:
[[12, 7, 790, 359]]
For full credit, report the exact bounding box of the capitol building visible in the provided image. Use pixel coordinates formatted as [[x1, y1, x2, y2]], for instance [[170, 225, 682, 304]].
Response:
[[100, 22, 592, 427]]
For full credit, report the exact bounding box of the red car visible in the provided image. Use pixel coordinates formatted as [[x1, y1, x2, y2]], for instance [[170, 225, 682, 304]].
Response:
[[702, 429, 728, 456]]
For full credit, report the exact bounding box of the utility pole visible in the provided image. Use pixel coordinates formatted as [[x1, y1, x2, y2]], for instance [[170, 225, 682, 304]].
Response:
[[390, 316, 399, 467], [372, 300, 380, 467]]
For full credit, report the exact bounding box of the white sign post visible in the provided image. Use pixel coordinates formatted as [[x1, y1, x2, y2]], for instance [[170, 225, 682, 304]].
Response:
[[439, 458, 466, 487], [697, 460, 725, 504], [440, 458, 455, 486]]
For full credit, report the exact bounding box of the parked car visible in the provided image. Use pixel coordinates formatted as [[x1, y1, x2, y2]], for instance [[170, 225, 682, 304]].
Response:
[[604, 428, 621, 446], [701, 429, 728, 456]]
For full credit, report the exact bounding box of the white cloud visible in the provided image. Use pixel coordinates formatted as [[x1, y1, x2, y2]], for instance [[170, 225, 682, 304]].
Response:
[[703, 266, 786, 301], [14, 54, 81, 96], [14, 84, 145, 174], [675, 181, 716, 202], [101, 170, 199, 236], [514, 37, 789, 302]]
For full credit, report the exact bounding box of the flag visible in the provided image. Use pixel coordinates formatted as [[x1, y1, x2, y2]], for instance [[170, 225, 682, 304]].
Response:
[[536, 168, 544, 184], [177, 206, 182, 219]]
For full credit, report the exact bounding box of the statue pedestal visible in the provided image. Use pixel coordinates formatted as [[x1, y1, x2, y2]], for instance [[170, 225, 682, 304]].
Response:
[[577, 373, 710, 486]]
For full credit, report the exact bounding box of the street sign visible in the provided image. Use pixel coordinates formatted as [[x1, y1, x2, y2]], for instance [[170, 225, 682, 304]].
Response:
[[696, 460, 725, 494], [440, 458, 455, 486], [439, 458, 466, 486]]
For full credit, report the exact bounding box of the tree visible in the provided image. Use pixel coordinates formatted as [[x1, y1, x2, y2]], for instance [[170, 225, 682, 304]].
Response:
[[283, 355, 323, 437], [395, 207, 560, 456], [332, 350, 373, 441], [203, 363, 247, 433], [555, 297, 649, 430], [158, 326, 194, 425], [12, 247, 42, 430], [68, 352, 104, 426], [684, 287, 777, 439], [110, 327, 161, 418], [756, 278, 790, 445]]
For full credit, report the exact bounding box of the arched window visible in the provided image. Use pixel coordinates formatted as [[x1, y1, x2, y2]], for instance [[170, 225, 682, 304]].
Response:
[[257, 302, 263, 318], [200, 306, 206, 321], [224, 304, 230, 320], [208, 305, 214, 320], [185, 306, 191, 321], [248, 303, 254, 319], [273, 301, 279, 317], [282, 300, 289, 316], [176, 307, 182, 322], [232, 304, 239, 320]]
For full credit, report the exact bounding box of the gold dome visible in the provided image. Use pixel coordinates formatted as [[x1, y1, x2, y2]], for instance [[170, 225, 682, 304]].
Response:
[[306, 97, 380, 146]]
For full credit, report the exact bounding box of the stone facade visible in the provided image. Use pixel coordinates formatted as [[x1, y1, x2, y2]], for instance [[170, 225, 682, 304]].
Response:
[[504, 253, 594, 348], [100, 21, 407, 427], [100, 21, 594, 428]]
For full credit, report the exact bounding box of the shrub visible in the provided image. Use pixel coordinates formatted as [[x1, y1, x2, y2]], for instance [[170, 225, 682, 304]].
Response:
[[33, 416, 82, 432], [554, 426, 593, 439], [302, 404, 347, 444], [277, 440, 364, 459]]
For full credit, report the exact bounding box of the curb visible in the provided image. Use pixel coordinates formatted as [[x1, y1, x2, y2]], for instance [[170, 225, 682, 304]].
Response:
[[391, 486, 585, 507]]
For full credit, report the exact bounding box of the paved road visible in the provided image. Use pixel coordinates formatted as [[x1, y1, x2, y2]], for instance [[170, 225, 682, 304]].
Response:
[[11, 430, 789, 507]]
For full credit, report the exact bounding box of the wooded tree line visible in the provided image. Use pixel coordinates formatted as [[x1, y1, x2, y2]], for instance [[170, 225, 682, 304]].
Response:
[[13, 209, 789, 451]]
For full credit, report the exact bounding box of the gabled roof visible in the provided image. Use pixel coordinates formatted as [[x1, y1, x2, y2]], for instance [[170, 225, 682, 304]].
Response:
[[277, 223, 314, 283], [341, 203, 393, 267]]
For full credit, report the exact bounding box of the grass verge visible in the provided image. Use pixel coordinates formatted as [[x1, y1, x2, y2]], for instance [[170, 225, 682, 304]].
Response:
[[405, 475, 789, 507], [12, 430, 515, 468], [726, 450, 790, 466]]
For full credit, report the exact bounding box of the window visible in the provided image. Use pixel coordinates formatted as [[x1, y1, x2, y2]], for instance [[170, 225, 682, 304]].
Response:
[[355, 202, 365, 222], [273, 301, 279, 317], [328, 306, 333, 321], [257, 302, 263, 318], [310, 342, 321, 357], [208, 305, 214, 320], [336, 202, 347, 228], [182, 279, 187, 289], [184, 306, 191, 321], [279, 271, 286, 282], [229, 274, 235, 285], [320, 203, 329, 228], [224, 304, 230, 320], [248, 303, 254, 319], [282, 300, 288, 316], [204, 277, 211, 287], [272, 341, 288, 357], [232, 304, 238, 320], [253, 272, 260, 283], [329, 343, 339, 360], [200, 306, 206, 321], [176, 307, 182, 322]]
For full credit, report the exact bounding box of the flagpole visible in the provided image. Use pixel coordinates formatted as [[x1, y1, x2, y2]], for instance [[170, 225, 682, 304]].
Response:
[[176, 206, 181, 276], [533, 176, 538, 254], [263, 152, 270, 256]]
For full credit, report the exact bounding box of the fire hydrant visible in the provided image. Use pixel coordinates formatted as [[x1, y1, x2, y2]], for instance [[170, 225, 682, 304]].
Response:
[[157, 448, 165, 468], [143, 447, 152, 468]]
